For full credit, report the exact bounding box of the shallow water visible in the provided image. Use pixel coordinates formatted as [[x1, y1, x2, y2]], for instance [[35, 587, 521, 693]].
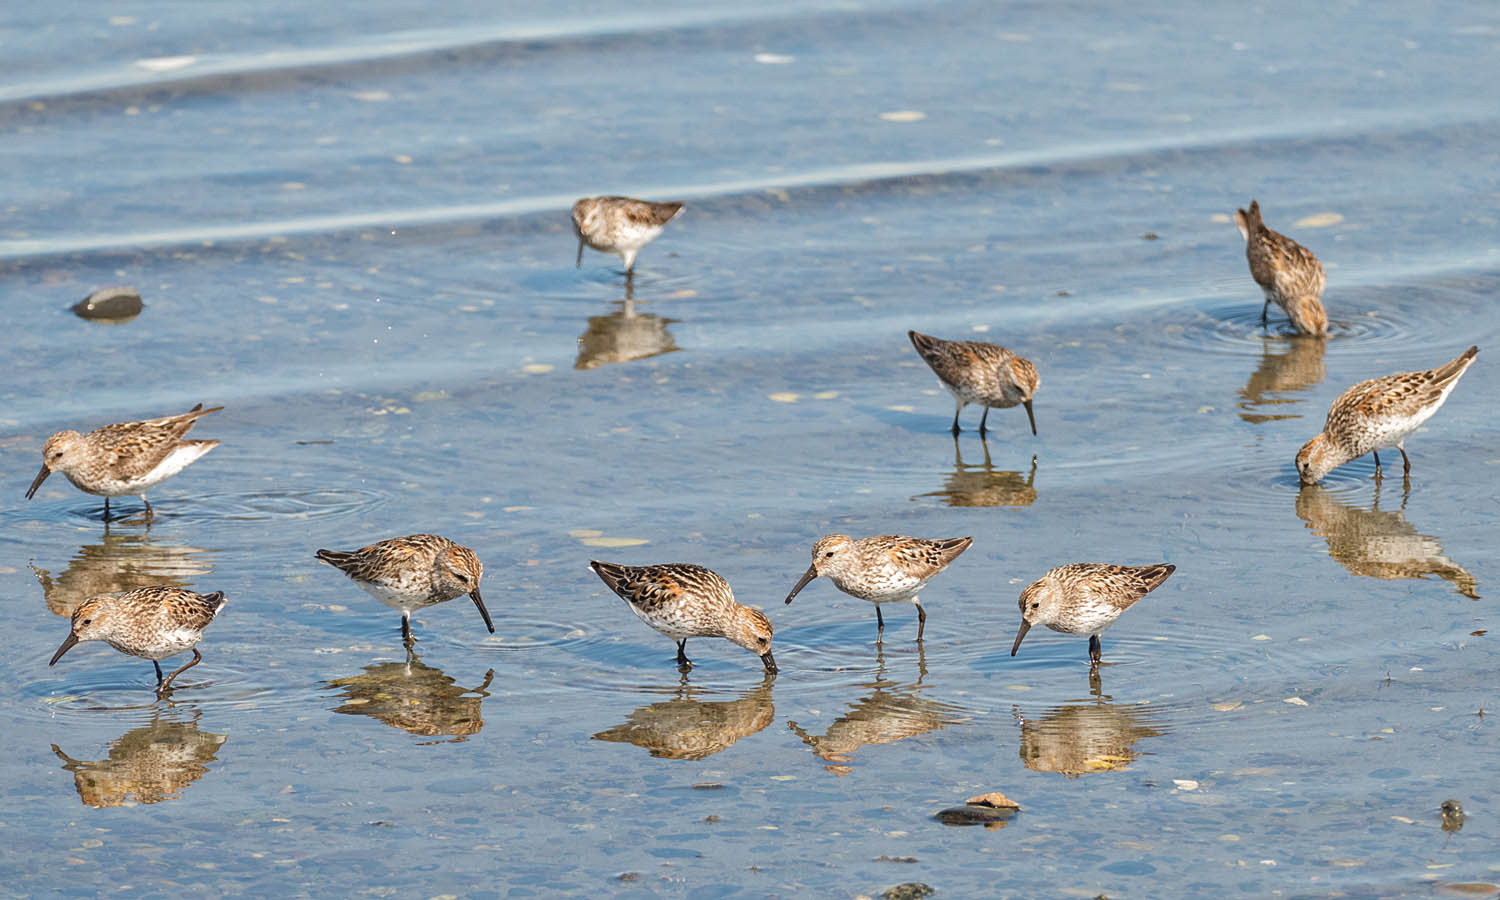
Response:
[[3, 1, 1500, 897]]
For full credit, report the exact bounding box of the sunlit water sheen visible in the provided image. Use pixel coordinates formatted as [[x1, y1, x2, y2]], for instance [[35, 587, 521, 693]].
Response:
[[2, 1, 1499, 897]]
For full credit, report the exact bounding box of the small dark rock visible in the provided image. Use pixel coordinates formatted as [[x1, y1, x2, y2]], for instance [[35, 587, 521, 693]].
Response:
[[874, 856, 918, 863], [882, 884, 934, 900], [934, 804, 1019, 827], [1056, 290, 1070, 297], [1441, 799, 1466, 833], [1141, 232, 1160, 240], [617, 872, 641, 882], [692, 782, 724, 790], [703, 815, 720, 823], [72, 286, 144, 322]]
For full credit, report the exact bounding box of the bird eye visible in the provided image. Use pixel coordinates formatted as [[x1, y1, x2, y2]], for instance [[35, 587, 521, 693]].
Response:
[[823, 551, 835, 558], [1029, 603, 1039, 610], [82, 618, 92, 625], [454, 573, 470, 583]]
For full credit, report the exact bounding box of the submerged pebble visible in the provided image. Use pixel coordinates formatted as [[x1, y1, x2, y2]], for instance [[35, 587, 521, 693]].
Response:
[[933, 804, 1018, 827], [71, 286, 144, 322], [882, 884, 934, 900]]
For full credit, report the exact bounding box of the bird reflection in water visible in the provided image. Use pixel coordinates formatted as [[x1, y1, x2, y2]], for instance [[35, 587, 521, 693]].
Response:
[[326, 651, 495, 743], [788, 647, 968, 775], [51, 707, 227, 807], [1296, 481, 1478, 598], [574, 279, 681, 371], [31, 523, 216, 619], [919, 439, 1037, 508], [1236, 335, 1326, 423], [592, 669, 776, 760], [1014, 677, 1164, 777]]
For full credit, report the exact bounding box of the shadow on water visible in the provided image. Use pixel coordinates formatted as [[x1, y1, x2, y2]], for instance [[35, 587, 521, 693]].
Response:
[[326, 651, 495, 743], [787, 646, 969, 775], [31, 523, 217, 618], [1236, 335, 1327, 423], [917, 439, 1037, 508], [1296, 482, 1479, 599], [1013, 674, 1165, 777], [591, 669, 776, 761], [50, 705, 227, 807], [574, 296, 681, 371]]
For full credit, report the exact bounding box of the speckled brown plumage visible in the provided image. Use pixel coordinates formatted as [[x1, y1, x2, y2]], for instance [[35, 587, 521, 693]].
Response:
[[49, 586, 228, 696], [590, 561, 776, 671], [1296, 483, 1477, 598], [591, 671, 776, 760], [572, 195, 684, 274], [908, 330, 1039, 436], [51, 711, 227, 807], [784, 534, 972, 642], [316, 533, 492, 647], [328, 654, 495, 741], [25, 403, 222, 521], [1011, 562, 1174, 666], [1296, 346, 1477, 484], [1235, 200, 1328, 336]]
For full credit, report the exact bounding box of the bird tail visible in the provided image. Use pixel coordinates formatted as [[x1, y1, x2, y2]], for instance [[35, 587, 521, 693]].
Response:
[[1433, 345, 1479, 385], [1233, 200, 1263, 240]]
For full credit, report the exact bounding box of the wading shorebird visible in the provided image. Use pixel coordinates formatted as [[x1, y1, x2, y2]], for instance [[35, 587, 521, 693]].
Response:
[[908, 331, 1039, 437], [25, 403, 223, 521], [590, 561, 776, 672], [1010, 563, 1174, 668], [784, 534, 972, 642], [1296, 346, 1478, 485], [572, 195, 684, 275], [1234, 200, 1328, 336], [49, 586, 227, 697], [316, 534, 493, 648]]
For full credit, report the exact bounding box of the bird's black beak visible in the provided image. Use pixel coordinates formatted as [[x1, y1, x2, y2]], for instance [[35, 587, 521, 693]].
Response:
[[1023, 399, 1037, 436], [761, 651, 777, 673], [784, 566, 818, 605], [575, 236, 584, 268], [50, 632, 79, 666], [25, 464, 51, 500], [1010, 620, 1031, 656], [470, 590, 495, 633]]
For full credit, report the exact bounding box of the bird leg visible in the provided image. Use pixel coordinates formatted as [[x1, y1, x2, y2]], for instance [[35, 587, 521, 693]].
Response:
[[915, 601, 927, 642], [675, 639, 691, 668], [978, 407, 990, 438], [1088, 634, 1102, 665], [1372, 450, 1383, 481], [1399, 445, 1411, 474], [140, 495, 154, 522], [103, 497, 112, 521], [158, 649, 203, 696], [401, 613, 415, 649], [950, 406, 962, 436], [153, 660, 165, 687], [1261, 299, 1271, 327], [875, 605, 885, 643]]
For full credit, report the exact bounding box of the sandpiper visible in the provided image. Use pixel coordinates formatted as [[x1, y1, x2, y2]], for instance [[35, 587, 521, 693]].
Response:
[[315, 534, 493, 647], [908, 331, 1039, 437], [589, 561, 776, 671], [784, 534, 973, 642], [1234, 200, 1328, 336], [25, 403, 222, 521], [1296, 346, 1478, 484], [49, 586, 227, 697], [1010, 563, 1174, 667], [572, 195, 684, 275]]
